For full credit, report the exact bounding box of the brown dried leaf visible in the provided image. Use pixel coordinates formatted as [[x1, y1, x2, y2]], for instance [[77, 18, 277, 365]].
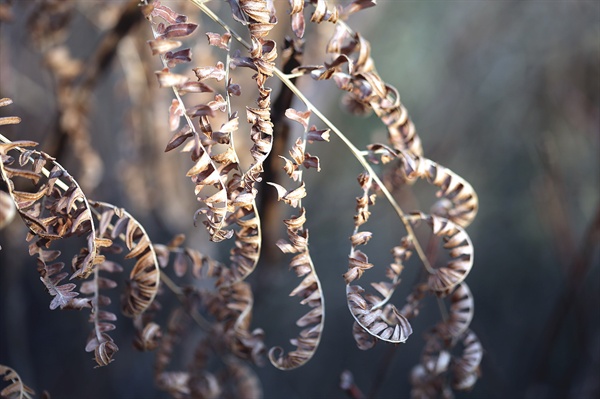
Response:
[[160, 23, 198, 39], [342, 0, 377, 18], [352, 321, 376, 350], [155, 68, 189, 88], [206, 32, 231, 50], [164, 48, 192, 68], [144, 1, 188, 24], [147, 38, 182, 55], [285, 108, 311, 131], [193, 62, 226, 81], [306, 126, 330, 142]]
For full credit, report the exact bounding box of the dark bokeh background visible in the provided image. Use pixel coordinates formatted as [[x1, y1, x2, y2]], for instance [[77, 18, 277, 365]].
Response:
[[1, 1, 598, 398]]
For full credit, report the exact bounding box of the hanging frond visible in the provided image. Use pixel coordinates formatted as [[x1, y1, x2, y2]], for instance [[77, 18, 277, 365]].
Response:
[[0, 140, 103, 280], [221, 356, 263, 399], [406, 212, 474, 294], [90, 201, 160, 318], [451, 330, 483, 391], [345, 172, 413, 346], [0, 364, 35, 399], [436, 282, 474, 339], [34, 247, 91, 310], [155, 308, 192, 398], [266, 108, 325, 370], [396, 151, 479, 228], [411, 328, 483, 397], [81, 260, 123, 367]]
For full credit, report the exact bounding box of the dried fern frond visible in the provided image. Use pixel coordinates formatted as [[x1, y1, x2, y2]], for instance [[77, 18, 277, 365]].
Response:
[[291, 20, 423, 156], [144, 2, 231, 243], [0, 104, 104, 282], [267, 207, 324, 369], [0, 365, 36, 399], [451, 330, 483, 391], [146, 2, 273, 291], [155, 308, 192, 398], [81, 260, 123, 367], [395, 151, 479, 228], [436, 282, 474, 340], [89, 201, 161, 318], [345, 172, 413, 346], [208, 281, 266, 365], [0, 145, 104, 280], [221, 356, 262, 399], [266, 109, 325, 370], [411, 329, 483, 397]]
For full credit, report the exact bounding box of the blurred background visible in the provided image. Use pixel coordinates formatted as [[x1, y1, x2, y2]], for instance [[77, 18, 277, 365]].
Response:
[[0, 0, 598, 398]]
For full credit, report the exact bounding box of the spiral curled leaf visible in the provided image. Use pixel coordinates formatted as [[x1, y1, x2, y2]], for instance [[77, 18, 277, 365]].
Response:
[[437, 282, 474, 339], [345, 172, 414, 346], [451, 330, 483, 391], [266, 107, 325, 370], [407, 212, 474, 293], [397, 151, 479, 228], [302, 25, 423, 155], [346, 285, 413, 344]]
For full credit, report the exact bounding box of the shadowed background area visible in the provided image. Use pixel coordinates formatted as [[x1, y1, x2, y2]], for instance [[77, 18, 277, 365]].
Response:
[[1, 1, 598, 398]]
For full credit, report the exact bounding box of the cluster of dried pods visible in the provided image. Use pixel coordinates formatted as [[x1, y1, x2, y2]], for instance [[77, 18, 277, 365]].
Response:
[[0, 0, 482, 398]]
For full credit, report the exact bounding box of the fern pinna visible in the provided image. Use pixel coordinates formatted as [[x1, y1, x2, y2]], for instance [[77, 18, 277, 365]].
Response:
[[0, 1, 482, 398]]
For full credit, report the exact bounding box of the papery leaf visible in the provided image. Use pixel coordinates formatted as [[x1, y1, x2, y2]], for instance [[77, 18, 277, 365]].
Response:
[[168, 99, 183, 132], [267, 182, 306, 208], [306, 126, 330, 142], [155, 68, 189, 88], [160, 23, 198, 39], [352, 321, 376, 350], [285, 108, 311, 131], [143, 1, 188, 24], [310, 0, 340, 23], [165, 48, 192, 68], [193, 62, 226, 81], [178, 81, 213, 94], [206, 32, 231, 50], [147, 38, 182, 55]]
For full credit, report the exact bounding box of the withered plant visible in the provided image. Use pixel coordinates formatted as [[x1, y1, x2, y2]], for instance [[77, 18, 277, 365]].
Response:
[[0, 1, 482, 398]]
